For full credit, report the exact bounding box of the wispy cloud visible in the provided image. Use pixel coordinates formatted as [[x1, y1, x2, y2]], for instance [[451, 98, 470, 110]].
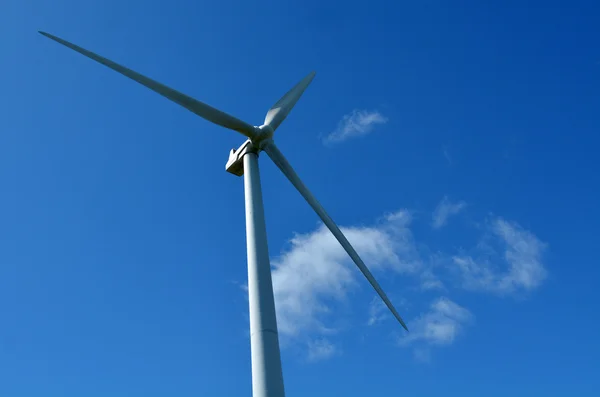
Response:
[[398, 297, 473, 359], [367, 296, 389, 326], [451, 218, 547, 295], [323, 109, 388, 144], [261, 201, 548, 362], [307, 338, 338, 362], [432, 196, 467, 229], [443, 146, 452, 165]]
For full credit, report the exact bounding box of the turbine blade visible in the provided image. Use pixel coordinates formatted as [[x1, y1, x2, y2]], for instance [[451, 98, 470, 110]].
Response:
[[263, 72, 316, 132], [262, 140, 409, 332], [39, 31, 257, 138]]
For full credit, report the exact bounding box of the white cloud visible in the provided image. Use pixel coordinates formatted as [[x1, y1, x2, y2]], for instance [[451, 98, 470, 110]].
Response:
[[398, 297, 472, 357], [494, 219, 548, 290], [432, 196, 466, 229], [271, 210, 421, 347], [323, 109, 388, 144], [262, 204, 548, 362], [367, 296, 388, 326], [451, 218, 547, 295], [306, 338, 338, 362]]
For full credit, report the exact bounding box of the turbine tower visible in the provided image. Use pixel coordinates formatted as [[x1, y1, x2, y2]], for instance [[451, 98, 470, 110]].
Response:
[[39, 31, 409, 397]]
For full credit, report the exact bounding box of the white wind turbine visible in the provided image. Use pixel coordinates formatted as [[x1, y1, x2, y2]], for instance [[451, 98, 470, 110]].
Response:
[[40, 31, 409, 397]]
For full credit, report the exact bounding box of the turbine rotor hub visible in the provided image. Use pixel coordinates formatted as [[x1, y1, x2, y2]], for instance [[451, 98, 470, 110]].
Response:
[[252, 124, 274, 146]]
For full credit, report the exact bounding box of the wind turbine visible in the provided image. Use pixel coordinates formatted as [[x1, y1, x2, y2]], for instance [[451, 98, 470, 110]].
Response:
[[39, 31, 409, 397]]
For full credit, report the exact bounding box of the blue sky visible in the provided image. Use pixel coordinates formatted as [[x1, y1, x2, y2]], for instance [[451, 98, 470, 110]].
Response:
[[2, 0, 599, 396]]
